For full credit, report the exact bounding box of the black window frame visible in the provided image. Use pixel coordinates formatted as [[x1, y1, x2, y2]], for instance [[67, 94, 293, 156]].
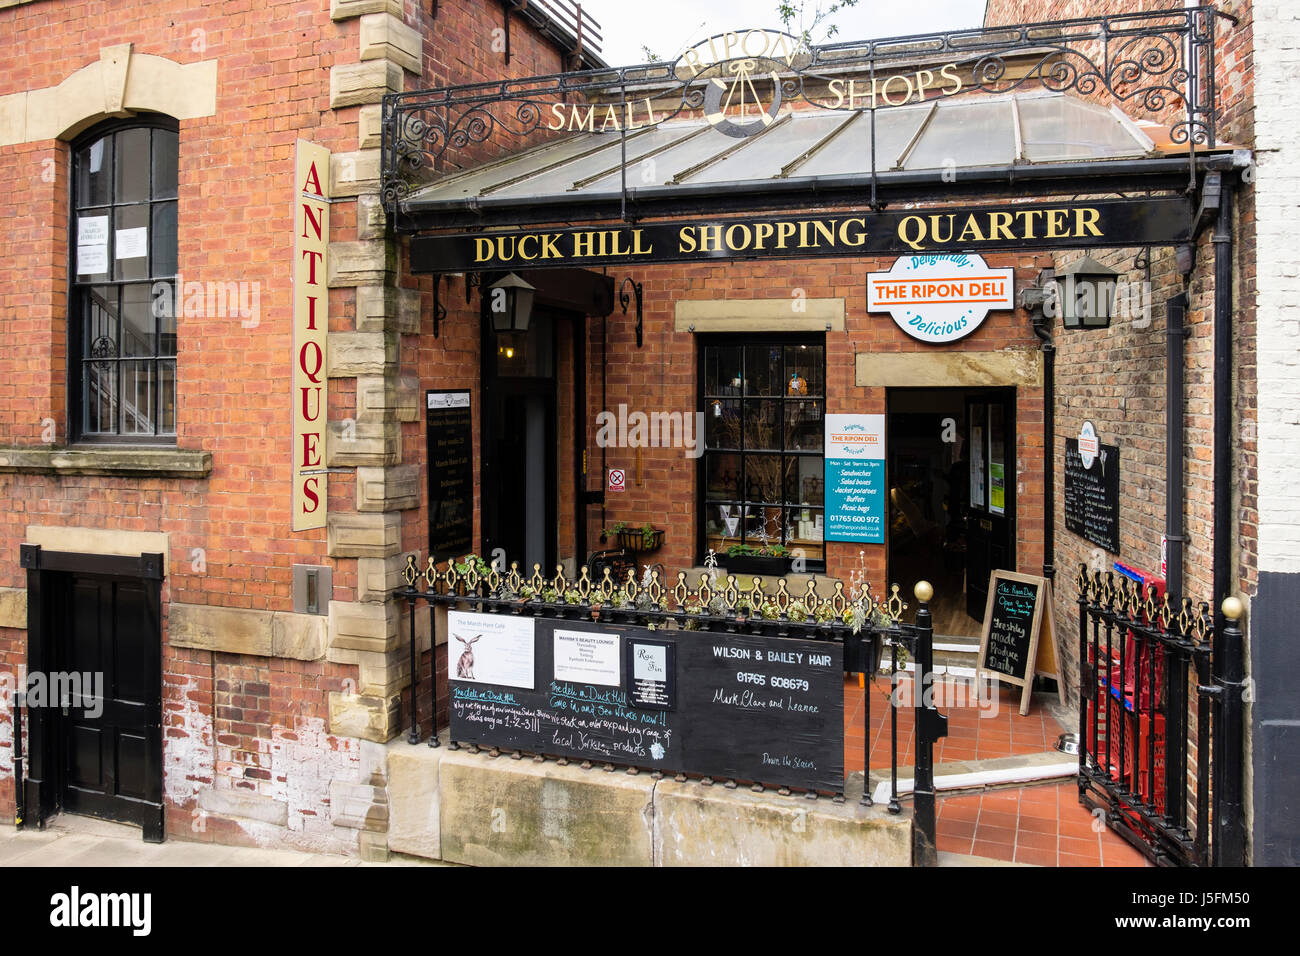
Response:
[[696, 332, 827, 573], [68, 114, 179, 445]]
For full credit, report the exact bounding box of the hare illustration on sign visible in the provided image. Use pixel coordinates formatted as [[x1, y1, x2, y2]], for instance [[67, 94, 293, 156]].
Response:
[[455, 634, 481, 680]]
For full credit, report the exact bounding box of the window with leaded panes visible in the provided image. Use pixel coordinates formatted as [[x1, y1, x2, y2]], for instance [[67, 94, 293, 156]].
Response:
[[71, 118, 178, 441], [700, 336, 826, 568]]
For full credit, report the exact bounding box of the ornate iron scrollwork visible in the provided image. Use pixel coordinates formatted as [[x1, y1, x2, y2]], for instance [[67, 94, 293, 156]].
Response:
[[381, 9, 1227, 217]]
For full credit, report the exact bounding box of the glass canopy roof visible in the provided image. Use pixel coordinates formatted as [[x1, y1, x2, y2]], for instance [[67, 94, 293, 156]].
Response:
[[403, 90, 1184, 214]]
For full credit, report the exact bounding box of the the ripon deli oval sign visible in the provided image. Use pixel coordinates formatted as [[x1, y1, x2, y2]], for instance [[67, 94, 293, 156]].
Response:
[[410, 198, 1193, 273], [867, 253, 1014, 344]]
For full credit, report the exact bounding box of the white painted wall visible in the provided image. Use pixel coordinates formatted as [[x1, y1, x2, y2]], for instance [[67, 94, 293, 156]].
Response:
[[1254, 3, 1300, 573]]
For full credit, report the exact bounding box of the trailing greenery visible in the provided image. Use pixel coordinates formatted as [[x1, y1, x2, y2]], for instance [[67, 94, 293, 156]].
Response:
[[603, 520, 661, 550], [725, 543, 790, 559]]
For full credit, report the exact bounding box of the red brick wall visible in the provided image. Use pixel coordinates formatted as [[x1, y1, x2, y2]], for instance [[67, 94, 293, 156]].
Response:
[[982, 1, 1259, 705], [0, 0, 575, 836], [578, 252, 1051, 595]]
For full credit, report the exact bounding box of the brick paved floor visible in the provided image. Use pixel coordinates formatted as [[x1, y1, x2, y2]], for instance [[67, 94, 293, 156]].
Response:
[[842, 675, 1149, 866]]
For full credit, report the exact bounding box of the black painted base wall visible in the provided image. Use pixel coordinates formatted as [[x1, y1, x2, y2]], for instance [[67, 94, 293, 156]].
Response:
[[1251, 570, 1300, 866]]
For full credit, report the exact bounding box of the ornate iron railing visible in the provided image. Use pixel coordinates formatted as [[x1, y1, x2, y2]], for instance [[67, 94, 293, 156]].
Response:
[[395, 555, 949, 864], [382, 5, 1231, 216], [1075, 564, 1241, 867]]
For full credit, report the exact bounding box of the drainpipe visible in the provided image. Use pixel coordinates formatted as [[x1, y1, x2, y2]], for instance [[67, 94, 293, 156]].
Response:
[[1165, 290, 1188, 603], [1025, 270, 1055, 586], [1210, 177, 1246, 866]]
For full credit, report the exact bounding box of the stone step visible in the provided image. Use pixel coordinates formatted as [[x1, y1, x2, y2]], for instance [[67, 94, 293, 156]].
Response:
[[868, 751, 1077, 805]]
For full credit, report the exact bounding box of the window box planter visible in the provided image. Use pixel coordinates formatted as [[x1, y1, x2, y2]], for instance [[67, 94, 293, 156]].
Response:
[[722, 553, 790, 577]]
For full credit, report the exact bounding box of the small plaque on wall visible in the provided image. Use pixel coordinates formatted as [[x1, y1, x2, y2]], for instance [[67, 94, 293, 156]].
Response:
[[1064, 437, 1120, 553]]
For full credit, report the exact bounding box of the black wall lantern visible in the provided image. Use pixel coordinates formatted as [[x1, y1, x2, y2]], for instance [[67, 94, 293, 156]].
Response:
[[488, 272, 535, 334], [1052, 254, 1119, 329]]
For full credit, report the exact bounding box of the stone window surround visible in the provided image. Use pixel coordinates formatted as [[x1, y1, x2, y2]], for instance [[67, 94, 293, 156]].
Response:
[[0, 46, 219, 475]]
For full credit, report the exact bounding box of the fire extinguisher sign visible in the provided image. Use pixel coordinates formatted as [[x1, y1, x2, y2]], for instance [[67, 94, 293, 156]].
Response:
[[607, 468, 626, 493]]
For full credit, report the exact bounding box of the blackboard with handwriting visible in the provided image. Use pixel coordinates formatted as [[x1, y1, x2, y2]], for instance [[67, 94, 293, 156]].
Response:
[[1064, 438, 1120, 553], [976, 571, 1058, 716], [447, 615, 844, 793], [426, 390, 473, 561]]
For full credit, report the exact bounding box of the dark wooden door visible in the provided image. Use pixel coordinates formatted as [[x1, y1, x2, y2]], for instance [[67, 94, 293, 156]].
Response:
[[55, 572, 164, 840], [965, 392, 1016, 621]]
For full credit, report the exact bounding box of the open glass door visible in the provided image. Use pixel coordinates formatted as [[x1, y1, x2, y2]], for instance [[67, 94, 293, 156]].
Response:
[[965, 391, 1015, 621]]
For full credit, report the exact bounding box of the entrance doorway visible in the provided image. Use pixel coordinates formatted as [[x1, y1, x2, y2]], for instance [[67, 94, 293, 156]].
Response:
[[886, 388, 1016, 637], [481, 308, 558, 572], [21, 546, 164, 842]]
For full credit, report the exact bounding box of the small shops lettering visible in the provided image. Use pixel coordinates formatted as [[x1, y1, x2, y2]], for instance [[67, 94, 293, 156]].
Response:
[[541, 29, 966, 133], [414, 200, 1185, 274]]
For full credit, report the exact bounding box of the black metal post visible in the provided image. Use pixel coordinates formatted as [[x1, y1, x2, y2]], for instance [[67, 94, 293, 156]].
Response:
[[1213, 598, 1246, 865], [1077, 567, 1090, 795], [407, 594, 420, 744], [911, 581, 946, 867], [860, 630, 872, 807], [12, 689, 23, 829], [428, 600, 441, 748], [888, 639, 899, 814]]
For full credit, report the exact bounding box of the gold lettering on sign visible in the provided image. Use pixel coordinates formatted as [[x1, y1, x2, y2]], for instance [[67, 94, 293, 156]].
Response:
[[896, 207, 1105, 251], [293, 140, 330, 531]]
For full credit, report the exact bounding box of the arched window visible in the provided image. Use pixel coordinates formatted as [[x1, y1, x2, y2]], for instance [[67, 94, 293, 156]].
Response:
[[70, 117, 178, 441]]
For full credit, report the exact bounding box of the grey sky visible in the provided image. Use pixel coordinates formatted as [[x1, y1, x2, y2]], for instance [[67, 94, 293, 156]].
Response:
[[580, 0, 990, 67]]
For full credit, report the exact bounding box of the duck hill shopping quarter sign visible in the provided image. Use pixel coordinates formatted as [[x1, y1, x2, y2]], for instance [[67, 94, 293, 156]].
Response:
[[293, 140, 330, 531], [411, 198, 1193, 274]]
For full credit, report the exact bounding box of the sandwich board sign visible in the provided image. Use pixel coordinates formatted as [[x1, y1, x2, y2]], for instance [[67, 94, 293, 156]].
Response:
[[975, 570, 1064, 716]]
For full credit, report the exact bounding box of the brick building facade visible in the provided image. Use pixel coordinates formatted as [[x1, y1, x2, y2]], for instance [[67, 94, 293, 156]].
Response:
[[0, 0, 594, 855], [1, 0, 1289, 866]]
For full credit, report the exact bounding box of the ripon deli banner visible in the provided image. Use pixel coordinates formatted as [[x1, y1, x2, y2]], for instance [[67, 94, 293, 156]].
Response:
[[411, 197, 1193, 273]]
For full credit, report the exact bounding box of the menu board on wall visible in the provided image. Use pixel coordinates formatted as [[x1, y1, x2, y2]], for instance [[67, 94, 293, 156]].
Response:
[[427, 390, 473, 561], [446, 616, 845, 793], [824, 413, 885, 543], [1064, 438, 1120, 554]]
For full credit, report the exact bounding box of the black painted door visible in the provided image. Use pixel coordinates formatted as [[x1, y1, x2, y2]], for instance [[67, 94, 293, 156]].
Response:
[[55, 572, 164, 840], [965, 392, 1016, 621]]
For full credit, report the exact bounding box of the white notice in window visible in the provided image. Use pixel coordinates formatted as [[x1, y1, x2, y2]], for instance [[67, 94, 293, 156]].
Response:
[[77, 245, 108, 275], [77, 216, 108, 248], [115, 227, 148, 260]]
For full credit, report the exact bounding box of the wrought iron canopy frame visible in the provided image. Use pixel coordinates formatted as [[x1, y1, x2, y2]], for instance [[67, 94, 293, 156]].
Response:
[[382, 6, 1233, 230]]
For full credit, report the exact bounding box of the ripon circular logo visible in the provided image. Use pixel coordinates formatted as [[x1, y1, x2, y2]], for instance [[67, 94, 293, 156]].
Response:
[[866, 253, 1016, 344]]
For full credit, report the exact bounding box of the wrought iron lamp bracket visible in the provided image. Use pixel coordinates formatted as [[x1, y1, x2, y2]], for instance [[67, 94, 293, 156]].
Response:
[[619, 277, 643, 348]]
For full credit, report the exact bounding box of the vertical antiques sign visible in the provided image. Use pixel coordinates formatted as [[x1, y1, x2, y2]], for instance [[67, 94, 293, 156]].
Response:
[[824, 413, 885, 542], [293, 140, 330, 531]]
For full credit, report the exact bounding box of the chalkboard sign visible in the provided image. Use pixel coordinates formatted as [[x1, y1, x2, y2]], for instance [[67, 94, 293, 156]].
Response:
[[427, 390, 473, 561], [1064, 438, 1120, 554], [446, 614, 844, 793], [975, 571, 1060, 716]]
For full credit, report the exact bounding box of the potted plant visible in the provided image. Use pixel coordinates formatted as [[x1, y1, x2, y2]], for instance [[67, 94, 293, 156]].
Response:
[[604, 520, 665, 554]]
